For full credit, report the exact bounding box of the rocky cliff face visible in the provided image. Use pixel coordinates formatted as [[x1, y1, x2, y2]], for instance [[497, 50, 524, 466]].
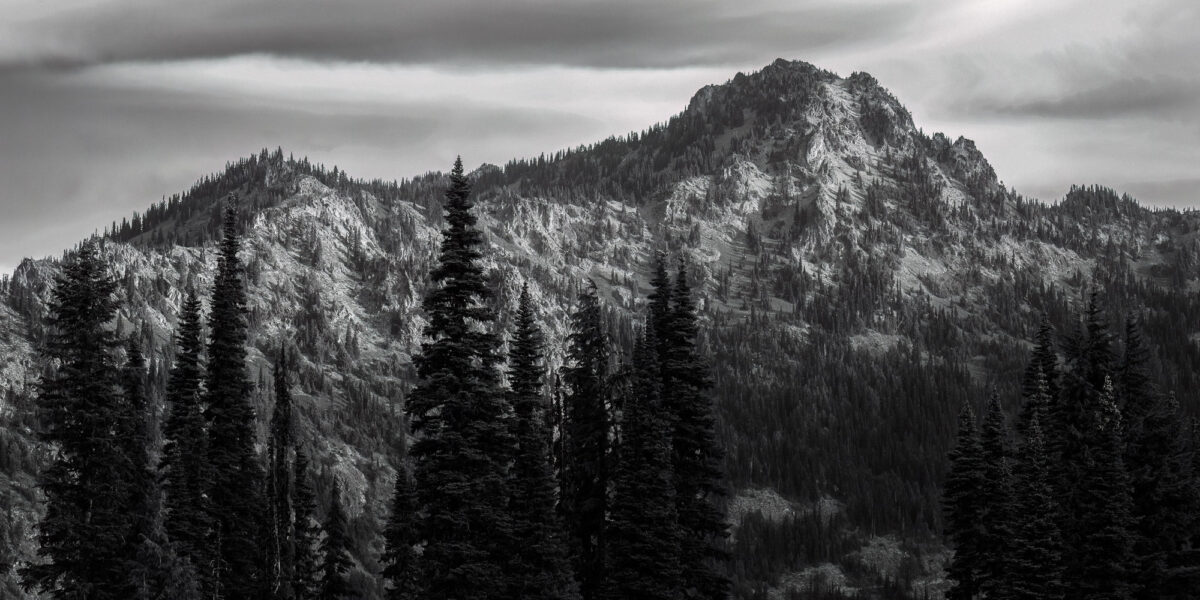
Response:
[[2, 59, 1198, 598]]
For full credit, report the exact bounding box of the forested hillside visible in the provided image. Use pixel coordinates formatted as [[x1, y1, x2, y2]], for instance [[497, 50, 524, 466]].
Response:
[[1, 59, 1198, 598]]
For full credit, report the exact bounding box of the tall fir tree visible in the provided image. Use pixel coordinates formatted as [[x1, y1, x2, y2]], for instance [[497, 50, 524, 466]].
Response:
[[319, 481, 353, 600], [1175, 418, 1200, 595], [603, 328, 682, 600], [119, 339, 155, 545], [562, 280, 611, 600], [404, 157, 515, 599], [1052, 290, 1117, 590], [647, 255, 672, 365], [1018, 315, 1059, 438], [1117, 319, 1200, 598], [1117, 315, 1154, 432], [123, 337, 204, 599], [1121, 345, 1195, 600], [1117, 315, 1158, 599], [1054, 292, 1116, 461], [978, 393, 1020, 600], [1071, 378, 1136, 600], [21, 241, 138, 599], [204, 201, 266, 598], [160, 286, 213, 587], [550, 373, 569, 520], [292, 449, 321, 600], [1010, 414, 1065, 600], [128, 478, 203, 600], [661, 260, 730, 600], [381, 455, 420, 600], [943, 401, 986, 600], [1052, 293, 1113, 461], [1079, 292, 1117, 390], [266, 345, 296, 600], [506, 284, 580, 600]]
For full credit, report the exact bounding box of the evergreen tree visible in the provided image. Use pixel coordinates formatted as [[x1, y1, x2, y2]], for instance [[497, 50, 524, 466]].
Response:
[[1117, 315, 1154, 431], [507, 284, 580, 600], [404, 158, 515, 599], [204, 201, 266, 598], [123, 336, 204, 599], [1052, 290, 1117, 589], [550, 374, 568, 515], [1053, 294, 1110, 460], [1117, 317, 1199, 597], [319, 481, 353, 600], [381, 457, 420, 600], [1054, 292, 1116, 461], [293, 449, 320, 600], [603, 328, 681, 600], [160, 286, 212, 586], [21, 241, 138, 599], [1018, 316, 1058, 438], [943, 401, 985, 600], [647, 255, 672, 364], [1079, 292, 1117, 388], [1010, 414, 1065, 600], [119, 339, 155, 544], [562, 280, 611, 600], [1123, 383, 1195, 599], [1071, 378, 1136, 600], [978, 393, 1019, 600], [662, 260, 730, 600], [266, 345, 296, 600], [1174, 419, 1200, 596], [129, 480, 203, 600]]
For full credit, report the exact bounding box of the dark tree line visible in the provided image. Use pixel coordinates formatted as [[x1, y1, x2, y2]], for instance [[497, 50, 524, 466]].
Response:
[[23, 162, 734, 599], [19, 240, 148, 599], [22, 204, 358, 599], [943, 294, 1200, 600], [52, 94, 1198, 598], [377, 158, 733, 600]]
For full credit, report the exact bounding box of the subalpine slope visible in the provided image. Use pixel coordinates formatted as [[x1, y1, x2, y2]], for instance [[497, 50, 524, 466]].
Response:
[[1, 59, 1198, 598]]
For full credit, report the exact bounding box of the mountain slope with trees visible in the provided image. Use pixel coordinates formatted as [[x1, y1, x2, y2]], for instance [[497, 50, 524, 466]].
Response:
[[1, 58, 1198, 598]]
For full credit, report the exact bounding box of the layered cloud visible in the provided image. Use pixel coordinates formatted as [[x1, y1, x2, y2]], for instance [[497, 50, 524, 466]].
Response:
[[0, 0, 921, 69]]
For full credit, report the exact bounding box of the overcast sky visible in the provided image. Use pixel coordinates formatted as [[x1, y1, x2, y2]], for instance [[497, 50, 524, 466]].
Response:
[[2, 0, 1198, 274]]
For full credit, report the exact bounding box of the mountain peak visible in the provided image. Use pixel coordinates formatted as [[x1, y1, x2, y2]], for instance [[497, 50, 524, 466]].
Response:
[[761, 57, 825, 76], [680, 59, 923, 156], [689, 58, 832, 116]]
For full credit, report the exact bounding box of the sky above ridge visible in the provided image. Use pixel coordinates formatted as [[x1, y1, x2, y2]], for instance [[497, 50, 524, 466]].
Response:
[[1, 0, 1198, 273]]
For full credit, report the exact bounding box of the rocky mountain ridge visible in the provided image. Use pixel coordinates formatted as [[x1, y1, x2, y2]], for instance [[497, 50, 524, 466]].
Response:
[[1, 58, 1198, 598]]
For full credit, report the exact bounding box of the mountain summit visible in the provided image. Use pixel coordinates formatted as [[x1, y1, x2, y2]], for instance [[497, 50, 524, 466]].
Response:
[[1, 59, 1198, 598]]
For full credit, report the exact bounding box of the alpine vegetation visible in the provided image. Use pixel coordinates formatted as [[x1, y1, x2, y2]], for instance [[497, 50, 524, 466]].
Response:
[[943, 295, 1200, 600], [12, 160, 734, 600], [0, 59, 1199, 600]]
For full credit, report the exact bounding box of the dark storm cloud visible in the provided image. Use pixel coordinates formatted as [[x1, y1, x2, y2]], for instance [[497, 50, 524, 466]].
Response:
[[3, 0, 917, 70]]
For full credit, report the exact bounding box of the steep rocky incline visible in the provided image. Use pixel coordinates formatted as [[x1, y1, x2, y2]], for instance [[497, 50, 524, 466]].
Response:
[[2, 59, 1198, 597]]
